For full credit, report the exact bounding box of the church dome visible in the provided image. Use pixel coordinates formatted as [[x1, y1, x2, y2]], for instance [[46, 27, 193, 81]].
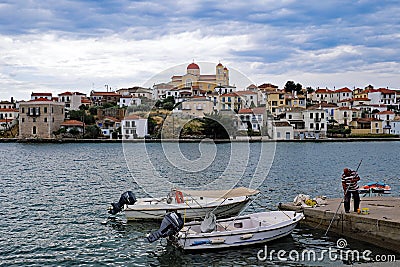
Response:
[[187, 63, 200, 70]]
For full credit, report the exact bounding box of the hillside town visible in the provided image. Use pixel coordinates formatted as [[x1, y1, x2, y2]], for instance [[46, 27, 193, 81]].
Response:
[[1, 62, 400, 140]]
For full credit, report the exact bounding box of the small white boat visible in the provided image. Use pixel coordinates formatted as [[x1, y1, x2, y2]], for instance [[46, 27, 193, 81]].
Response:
[[109, 187, 259, 221], [170, 211, 304, 251]]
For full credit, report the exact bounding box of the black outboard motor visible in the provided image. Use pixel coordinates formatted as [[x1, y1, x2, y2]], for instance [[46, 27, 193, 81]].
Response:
[[146, 212, 184, 243], [108, 191, 136, 215]]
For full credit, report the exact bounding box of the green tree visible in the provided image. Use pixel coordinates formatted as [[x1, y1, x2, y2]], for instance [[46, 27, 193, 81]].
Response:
[[202, 113, 236, 139], [69, 127, 80, 136], [89, 106, 98, 116], [284, 81, 296, 93], [84, 125, 101, 139]]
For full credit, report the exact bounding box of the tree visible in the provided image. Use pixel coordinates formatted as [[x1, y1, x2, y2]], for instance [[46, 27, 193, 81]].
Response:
[[84, 125, 101, 139], [69, 110, 95, 124], [284, 81, 296, 93], [68, 127, 80, 136], [284, 81, 303, 94], [306, 87, 315, 94], [79, 104, 88, 110], [295, 83, 303, 94], [89, 106, 98, 116], [202, 113, 236, 139]]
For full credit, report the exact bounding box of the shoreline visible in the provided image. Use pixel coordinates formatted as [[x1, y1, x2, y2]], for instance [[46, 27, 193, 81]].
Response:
[[1, 137, 400, 143]]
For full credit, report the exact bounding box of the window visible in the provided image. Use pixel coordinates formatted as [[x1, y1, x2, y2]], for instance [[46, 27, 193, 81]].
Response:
[[310, 123, 314, 129], [126, 121, 130, 127], [44, 107, 47, 113], [288, 115, 292, 119], [321, 123, 325, 129], [22, 118, 25, 122], [310, 113, 313, 119], [33, 118, 36, 122], [33, 126, 36, 134], [22, 107, 25, 113], [44, 118, 47, 122], [277, 132, 281, 138], [321, 113, 324, 119]]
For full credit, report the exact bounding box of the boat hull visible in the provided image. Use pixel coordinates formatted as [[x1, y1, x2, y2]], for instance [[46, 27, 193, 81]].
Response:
[[124, 196, 250, 221], [173, 211, 304, 251]]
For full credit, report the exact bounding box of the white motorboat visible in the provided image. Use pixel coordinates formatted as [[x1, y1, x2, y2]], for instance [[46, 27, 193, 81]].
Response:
[[108, 187, 259, 221], [170, 210, 304, 251]]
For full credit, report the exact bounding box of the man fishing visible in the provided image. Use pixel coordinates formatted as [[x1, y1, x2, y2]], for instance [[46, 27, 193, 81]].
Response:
[[341, 168, 361, 213]]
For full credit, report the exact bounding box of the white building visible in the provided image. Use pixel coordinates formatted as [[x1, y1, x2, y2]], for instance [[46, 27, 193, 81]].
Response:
[[176, 97, 214, 118], [368, 88, 397, 106], [272, 121, 294, 140], [31, 92, 53, 101], [312, 88, 334, 103], [332, 87, 352, 103], [0, 107, 19, 131], [375, 111, 396, 134], [119, 96, 142, 108], [238, 107, 266, 132], [236, 91, 259, 108], [334, 107, 360, 125], [389, 117, 400, 135], [121, 115, 148, 139], [58, 92, 87, 110], [302, 106, 328, 138]]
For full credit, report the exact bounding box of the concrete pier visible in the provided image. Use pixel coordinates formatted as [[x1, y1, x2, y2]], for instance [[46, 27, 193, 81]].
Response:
[[278, 197, 400, 253]]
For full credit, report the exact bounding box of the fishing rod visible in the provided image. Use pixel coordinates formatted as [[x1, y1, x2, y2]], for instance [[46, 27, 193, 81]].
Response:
[[324, 159, 362, 236]]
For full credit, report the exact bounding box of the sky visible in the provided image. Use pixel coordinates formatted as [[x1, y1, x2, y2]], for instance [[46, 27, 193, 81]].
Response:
[[1, 0, 400, 100]]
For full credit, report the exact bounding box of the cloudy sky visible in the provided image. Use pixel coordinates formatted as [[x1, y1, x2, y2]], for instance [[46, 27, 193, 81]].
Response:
[[1, 0, 399, 100]]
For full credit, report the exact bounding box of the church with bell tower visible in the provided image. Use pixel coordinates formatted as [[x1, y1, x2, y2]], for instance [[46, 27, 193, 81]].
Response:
[[170, 62, 230, 92]]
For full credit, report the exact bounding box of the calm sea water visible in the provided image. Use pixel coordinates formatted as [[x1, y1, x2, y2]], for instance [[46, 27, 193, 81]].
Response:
[[0, 141, 399, 266]]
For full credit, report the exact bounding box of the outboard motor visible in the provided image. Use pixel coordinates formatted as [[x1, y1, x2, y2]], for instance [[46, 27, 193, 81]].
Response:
[[146, 212, 184, 243], [108, 191, 136, 215]]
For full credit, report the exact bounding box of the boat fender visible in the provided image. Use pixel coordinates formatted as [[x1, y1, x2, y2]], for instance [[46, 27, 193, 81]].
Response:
[[211, 238, 225, 244], [191, 240, 211, 246], [175, 190, 184, 204]]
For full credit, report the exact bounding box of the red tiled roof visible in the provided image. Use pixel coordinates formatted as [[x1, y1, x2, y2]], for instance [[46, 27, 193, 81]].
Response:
[[29, 97, 52, 102], [61, 120, 84, 126], [353, 118, 382, 122], [236, 91, 257, 95], [104, 116, 121, 122], [124, 115, 144, 120], [31, 92, 52, 96], [315, 89, 333, 93], [91, 91, 120, 96], [220, 93, 237, 97], [59, 91, 73, 95], [338, 107, 359, 111], [0, 119, 13, 123], [377, 88, 396, 94], [238, 107, 265, 114], [81, 98, 91, 103], [335, 87, 352, 93], [378, 110, 395, 115], [0, 108, 18, 112]]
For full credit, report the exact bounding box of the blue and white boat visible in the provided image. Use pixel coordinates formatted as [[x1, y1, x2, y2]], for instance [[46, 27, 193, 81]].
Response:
[[169, 210, 304, 251]]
